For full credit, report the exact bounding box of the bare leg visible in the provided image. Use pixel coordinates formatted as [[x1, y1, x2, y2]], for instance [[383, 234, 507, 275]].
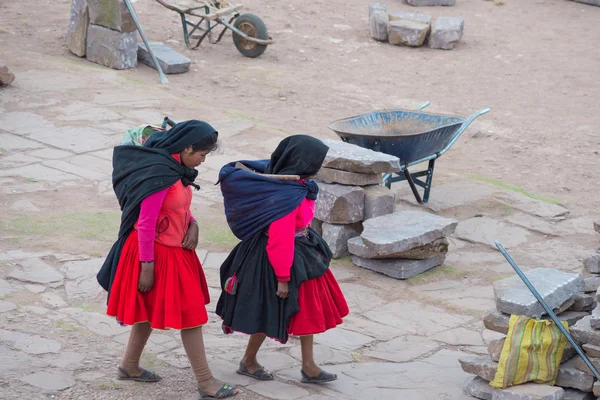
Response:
[[300, 335, 322, 377], [181, 326, 238, 396], [118, 322, 153, 377], [241, 334, 267, 373]]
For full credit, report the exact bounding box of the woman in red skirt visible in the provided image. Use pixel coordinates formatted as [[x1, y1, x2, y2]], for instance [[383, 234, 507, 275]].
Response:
[[216, 135, 349, 383], [98, 120, 238, 399]]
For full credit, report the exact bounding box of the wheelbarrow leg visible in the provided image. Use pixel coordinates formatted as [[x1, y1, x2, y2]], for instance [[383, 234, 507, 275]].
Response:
[[404, 169, 423, 204], [422, 159, 435, 204]]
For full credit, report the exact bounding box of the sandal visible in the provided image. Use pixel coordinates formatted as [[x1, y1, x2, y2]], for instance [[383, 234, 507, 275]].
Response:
[[236, 361, 274, 381], [198, 383, 238, 399], [300, 370, 337, 384], [116, 366, 162, 382]]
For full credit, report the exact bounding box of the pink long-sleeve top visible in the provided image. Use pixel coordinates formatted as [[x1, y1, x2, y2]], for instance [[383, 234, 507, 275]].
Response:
[[266, 198, 315, 282]]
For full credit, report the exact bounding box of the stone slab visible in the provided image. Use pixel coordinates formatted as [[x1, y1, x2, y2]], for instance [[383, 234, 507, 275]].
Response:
[[455, 216, 529, 249], [363, 184, 395, 220], [0, 61, 15, 86], [246, 380, 309, 400], [491, 384, 564, 400], [505, 213, 566, 237], [358, 210, 458, 257], [0, 301, 16, 313], [86, 24, 137, 70], [0, 164, 79, 182], [364, 335, 439, 362], [66, 0, 89, 57], [349, 236, 449, 260], [317, 167, 381, 186], [569, 292, 597, 312], [27, 126, 115, 153], [404, 182, 495, 212], [494, 192, 569, 219], [88, 0, 135, 32], [389, 12, 433, 24], [458, 355, 497, 381], [137, 42, 191, 74], [369, 10, 388, 42], [594, 382, 600, 397], [388, 20, 431, 47], [562, 389, 595, 400], [590, 303, 600, 330], [464, 376, 493, 400], [8, 258, 64, 285], [321, 140, 400, 174], [314, 328, 374, 352], [322, 222, 362, 258], [21, 371, 75, 391], [407, 0, 456, 5], [352, 254, 445, 279], [429, 16, 464, 50], [584, 254, 600, 274], [556, 359, 594, 392], [583, 276, 600, 293], [368, 3, 386, 17], [0, 329, 61, 355], [0, 133, 44, 151], [583, 343, 600, 358], [314, 183, 364, 224], [431, 327, 485, 346], [571, 355, 600, 376], [493, 268, 583, 318]]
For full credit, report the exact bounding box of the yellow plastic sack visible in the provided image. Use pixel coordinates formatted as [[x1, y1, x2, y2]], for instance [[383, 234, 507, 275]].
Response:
[[490, 314, 568, 389]]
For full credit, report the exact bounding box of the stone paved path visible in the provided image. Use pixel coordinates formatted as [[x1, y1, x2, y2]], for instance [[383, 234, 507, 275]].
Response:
[[1, 53, 599, 400]]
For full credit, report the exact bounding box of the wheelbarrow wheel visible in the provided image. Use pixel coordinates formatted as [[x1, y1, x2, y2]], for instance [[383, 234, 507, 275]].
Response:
[[232, 13, 268, 58]]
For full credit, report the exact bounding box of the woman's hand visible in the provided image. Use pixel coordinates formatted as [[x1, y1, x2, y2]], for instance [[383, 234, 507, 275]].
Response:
[[138, 262, 155, 292], [182, 222, 199, 250], [276, 281, 289, 299]]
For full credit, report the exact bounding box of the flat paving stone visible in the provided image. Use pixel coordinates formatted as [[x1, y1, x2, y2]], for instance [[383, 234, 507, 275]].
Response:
[[454, 216, 530, 249], [364, 300, 470, 336], [494, 191, 569, 219], [23, 306, 50, 315], [289, 343, 353, 365], [431, 327, 485, 346], [491, 383, 564, 400], [55, 101, 122, 122], [41, 292, 68, 308], [0, 279, 15, 297], [338, 282, 386, 313], [49, 351, 86, 368], [505, 212, 566, 237], [0, 112, 55, 136], [59, 308, 127, 337], [493, 268, 583, 318], [511, 239, 591, 272], [339, 314, 402, 341], [20, 371, 75, 391], [0, 300, 17, 313], [0, 132, 45, 151], [247, 380, 309, 400], [364, 335, 439, 362], [8, 258, 64, 285], [28, 126, 115, 153], [0, 329, 62, 354], [314, 328, 374, 351], [0, 164, 79, 182], [203, 252, 229, 270], [43, 159, 107, 180]]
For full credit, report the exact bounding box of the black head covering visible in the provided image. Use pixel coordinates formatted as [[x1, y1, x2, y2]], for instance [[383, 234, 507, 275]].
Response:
[[264, 135, 329, 178], [97, 120, 218, 297]]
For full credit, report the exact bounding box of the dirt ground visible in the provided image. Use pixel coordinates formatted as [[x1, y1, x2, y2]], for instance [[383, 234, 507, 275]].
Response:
[[1, 0, 600, 399]]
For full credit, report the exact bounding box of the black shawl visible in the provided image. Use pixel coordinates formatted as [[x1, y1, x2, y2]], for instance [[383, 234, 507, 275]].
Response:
[[97, 120, 218, 296]]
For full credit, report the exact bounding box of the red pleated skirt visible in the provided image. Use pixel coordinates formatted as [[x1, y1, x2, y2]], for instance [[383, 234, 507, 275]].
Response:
[[287, 269, 349, 336], [106, 230, 210, 330]]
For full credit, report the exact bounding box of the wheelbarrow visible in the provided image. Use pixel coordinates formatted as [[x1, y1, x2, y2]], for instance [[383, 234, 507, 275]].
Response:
[[155, 0, 273, 57], [327, 102, 490, 204]]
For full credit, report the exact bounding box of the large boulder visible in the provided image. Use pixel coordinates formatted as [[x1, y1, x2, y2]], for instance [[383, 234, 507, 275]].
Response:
[[88, 0, 136, 32], [86, 24, 137, 70], [322, 140, 400, 174], [429, 17, 464, 50], [493, 268, 583, 318], [387, 20, 431, 47], [315, 183, 365, 224], [66, 0, 89, 57]]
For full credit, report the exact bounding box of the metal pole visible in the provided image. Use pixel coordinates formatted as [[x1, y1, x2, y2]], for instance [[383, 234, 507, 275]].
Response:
[[123, 0, 169, 85], [495, 241, 600, 380]]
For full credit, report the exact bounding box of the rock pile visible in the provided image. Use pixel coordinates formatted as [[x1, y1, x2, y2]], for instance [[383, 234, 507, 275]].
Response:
[[459, 267, 600, 399], [348, 211, 457, 279], [313, 140, 399, 258], [369, 4, 464, 50]]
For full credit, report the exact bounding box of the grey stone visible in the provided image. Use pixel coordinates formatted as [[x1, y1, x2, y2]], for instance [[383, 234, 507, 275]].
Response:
[[348, 236, 448, 259], [0, 280, 15, 298], [488, 338, 505, 362], [314, 328, 374, 351], [556, 296, 577, 314], [388, 20, 431, 47], [363, 184, 395, 220], [431, 327, 484, 346], [314, 183, 364, 224], [583, 276, 600, 293], [584, 254, 600, 274], [594, 381, 600, 397], [86, 24, 137, 70], [562, 388, 595, 400], [0, 329, 61, 355], [429, 17, 464, 50], [66, 0, 89, 57], [594, 221, 600, 234], [59, 308, 125, 337], [370, 10, 388, 42], [0, 61, 15, 86], [556, 359, 594, 392], [322, 140, 400, 174], [322, 222, 362, 258], [464, 376, 493, 400], [408, 0, 455, 5], [289, 343, 353, 364], [368, 3, 386, 17], [41, 293, 68, 308], [8, 258, 64, 285], [10, 199, 40, 212], [494, 192, 569, 219], [455, 216, 530, 249], [137, 42, 191, 74], [569, 0, 600, 6], [569, 292, 597, 312], [311, 219, 323, 236], [352, 254, 446, 279], [458, 355, 497, 381], [0, 301, 16, 313], [88, 0, 135, 32], [317, 167, 382, 186], [583, 343, 600, 358], [246, 381, 309, 400], [389, 12, 433, 24], [491, 384, 564, 400], [365, 335, 439, 362], [590, 304, 600, 330], [571, 355, 600, 376], [493, 268, 583, 318], [20, 371, 75, 391]]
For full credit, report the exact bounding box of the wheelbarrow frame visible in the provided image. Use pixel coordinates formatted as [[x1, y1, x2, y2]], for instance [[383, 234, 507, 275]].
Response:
[[329, 102, 490, 204], [155, 0, 274, 50]]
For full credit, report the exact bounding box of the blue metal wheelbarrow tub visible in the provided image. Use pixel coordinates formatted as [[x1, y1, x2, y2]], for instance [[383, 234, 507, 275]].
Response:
[[327, 102, 489, 204]]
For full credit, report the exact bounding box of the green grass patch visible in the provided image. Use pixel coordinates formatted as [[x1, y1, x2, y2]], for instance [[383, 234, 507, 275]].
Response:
[[1, 211, 120, 242], [407, 265, 462, 285], [198, 222, 239, 248], [466, 174, 564, 205]]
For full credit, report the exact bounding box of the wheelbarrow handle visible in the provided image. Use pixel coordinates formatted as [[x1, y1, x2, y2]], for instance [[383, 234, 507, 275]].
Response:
[[163, 117, 177, 129], [437, 107, 490, 157], [416, 101, 430, 111]]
